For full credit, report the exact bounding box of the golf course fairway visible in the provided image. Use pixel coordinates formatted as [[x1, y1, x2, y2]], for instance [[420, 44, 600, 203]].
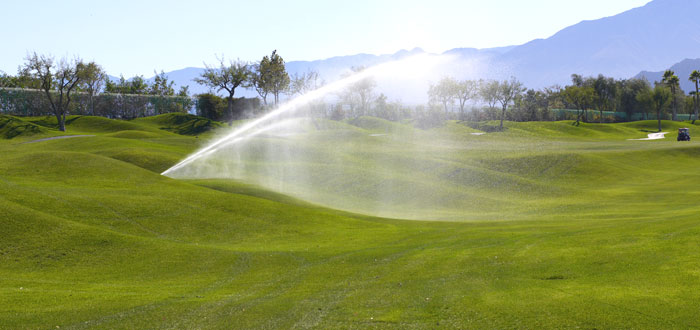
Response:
[[2, 113, 700, 328]]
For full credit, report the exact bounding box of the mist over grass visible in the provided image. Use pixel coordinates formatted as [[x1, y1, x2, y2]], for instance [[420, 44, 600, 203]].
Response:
[[165, 116, 700, 220]]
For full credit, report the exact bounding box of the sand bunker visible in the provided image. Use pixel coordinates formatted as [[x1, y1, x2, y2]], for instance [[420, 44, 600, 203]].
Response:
[[628, 132, 668, 141]]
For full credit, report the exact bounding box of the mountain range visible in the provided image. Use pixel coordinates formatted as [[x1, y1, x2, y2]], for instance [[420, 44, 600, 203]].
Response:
[[635, 58, 700, 92], [119, 0, 700, 103]]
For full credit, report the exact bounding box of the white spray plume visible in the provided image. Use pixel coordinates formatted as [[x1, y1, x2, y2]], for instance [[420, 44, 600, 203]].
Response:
[[162, 53, 452, 176]]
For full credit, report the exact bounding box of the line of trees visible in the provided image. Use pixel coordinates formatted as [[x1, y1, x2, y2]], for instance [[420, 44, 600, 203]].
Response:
[[419, 71, 697, 131], [4, 50, 700, 132], [1, 53, 193, 130], [193, 50, 297, 123]]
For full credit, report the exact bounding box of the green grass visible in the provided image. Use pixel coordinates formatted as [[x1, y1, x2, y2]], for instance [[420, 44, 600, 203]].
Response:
[[0, 115, 48, 139], [2, 115, 700, 328]]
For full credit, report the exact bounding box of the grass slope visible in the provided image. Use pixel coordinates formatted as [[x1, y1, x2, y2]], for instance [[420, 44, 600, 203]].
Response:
[[1, 116, 700, 328], [0, 115, 48, 139]]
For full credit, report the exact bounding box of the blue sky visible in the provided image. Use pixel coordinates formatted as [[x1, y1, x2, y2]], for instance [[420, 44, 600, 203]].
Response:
[[1, 0, 650, 77]]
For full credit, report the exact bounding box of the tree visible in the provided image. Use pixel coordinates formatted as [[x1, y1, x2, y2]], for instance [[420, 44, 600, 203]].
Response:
[[250, 63, 269, 107], [128, 76, 149, 94], [562, 85, 595, 126], [428, 77, 457, 115], [479, 79, 499, 115], [178, 85, 190, 97], [194, 57, 251, 123], [104, 75, 149, 94], [289, 70, 324, 117], [195, 93, 226, 121], [637, 85, 671, 132], [289, 70, 321, 96], [515, 89, 549, 122], [455, 79, 479, 120], [253, 50, 290, 106], [149, 71, 175, 96], [0, 71, 23, 88], [340, 66, 376, 118], [22, 52, 85, 132], [689, 70, 700, 123], [571, 74, 584, 87], [619, 78, 651, 120], [662, 70, 680, 121], [593, 74, 617, 123], [494, 77, 525, 130], [79, 62, 105, 116]]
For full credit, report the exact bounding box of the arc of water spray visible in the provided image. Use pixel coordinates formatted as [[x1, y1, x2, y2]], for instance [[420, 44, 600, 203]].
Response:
[[161, 53, 449, 176]]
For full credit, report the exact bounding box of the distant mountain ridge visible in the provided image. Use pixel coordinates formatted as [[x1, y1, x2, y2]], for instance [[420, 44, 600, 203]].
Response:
[[635, 58, 700, 92], [113, 0, 700, 103]]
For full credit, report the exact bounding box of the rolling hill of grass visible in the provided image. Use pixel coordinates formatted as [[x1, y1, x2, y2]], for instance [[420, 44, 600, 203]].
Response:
[[2, 115, 700, 328], [0, 115, 48, 139]]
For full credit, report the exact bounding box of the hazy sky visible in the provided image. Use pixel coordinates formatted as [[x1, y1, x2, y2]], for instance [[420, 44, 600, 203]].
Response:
[[1, 0, 651, 77]]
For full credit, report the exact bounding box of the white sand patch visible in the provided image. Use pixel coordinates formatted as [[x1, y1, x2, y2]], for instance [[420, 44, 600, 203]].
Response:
[[471, 133, 486, 136], [628, 132, 668, 140]]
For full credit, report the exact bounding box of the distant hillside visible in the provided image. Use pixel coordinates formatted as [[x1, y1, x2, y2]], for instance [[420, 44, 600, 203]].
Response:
[[112, 0, 700, 102], [497, 0, 700, 87], [635, 58, 700, 92]]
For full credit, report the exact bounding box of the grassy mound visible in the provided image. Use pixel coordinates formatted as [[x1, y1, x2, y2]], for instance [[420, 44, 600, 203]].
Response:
[[4, 116, 700, 328], [27, 115, 158, 134], [105, 130, 164, 139], [134, 113, 223, 136], [347, 116, 412, 133], [0, 115, 46, 139], [96, 148, 183, 173]]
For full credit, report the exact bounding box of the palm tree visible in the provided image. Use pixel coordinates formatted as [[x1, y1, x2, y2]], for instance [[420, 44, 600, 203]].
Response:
[[662, 70, 680, 121], [689, 70, 700, 123]]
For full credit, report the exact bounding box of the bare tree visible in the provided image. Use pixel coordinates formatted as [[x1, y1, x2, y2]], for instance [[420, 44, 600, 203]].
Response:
[[22, 52, 85, 132], [289, 70, 321, 96], [194, 57, 251, 123]]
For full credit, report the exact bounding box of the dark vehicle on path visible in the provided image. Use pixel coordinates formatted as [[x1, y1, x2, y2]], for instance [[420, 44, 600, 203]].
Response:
[[678, 128, 691, 141]]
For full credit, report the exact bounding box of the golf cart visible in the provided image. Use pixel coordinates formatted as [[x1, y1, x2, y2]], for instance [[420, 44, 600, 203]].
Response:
[[677, 128, 691, 141]]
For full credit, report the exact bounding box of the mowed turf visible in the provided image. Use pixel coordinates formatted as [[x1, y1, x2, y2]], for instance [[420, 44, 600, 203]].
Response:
[[2, 114, 700, 328]]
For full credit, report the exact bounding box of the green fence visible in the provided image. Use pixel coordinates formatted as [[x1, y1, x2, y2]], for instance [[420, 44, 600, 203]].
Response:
[[550, 109, 696, 122], [0, 87, 194, 118]]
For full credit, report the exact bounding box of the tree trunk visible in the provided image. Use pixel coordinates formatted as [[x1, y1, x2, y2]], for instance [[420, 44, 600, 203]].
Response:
[[694, 81, 699, 124], [672, 86, 678, 121], [56, 111, 66, 132], [499, 106, 506, 130], [227, 96, 234, 125], [600, 110, 604, 124], [657, 110, 662, 132], [90, 93, 95, 116], [575, 109, 582, 126]]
